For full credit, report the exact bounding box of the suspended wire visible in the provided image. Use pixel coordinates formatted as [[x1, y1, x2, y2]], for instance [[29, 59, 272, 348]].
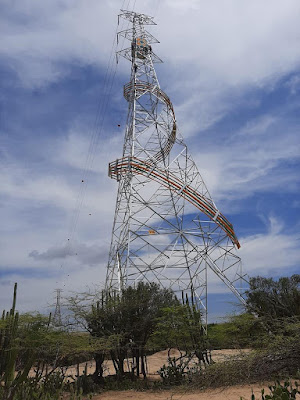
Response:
[[132, 0, 137, 12], [60, 0, 144, 290], [58, 0, 138, 288], [58, 0, 160, 290], [153, 0, 161, 18], [57, 0, 130, 287], [75, 3, 134, 215], [67, 27, 120, 238]]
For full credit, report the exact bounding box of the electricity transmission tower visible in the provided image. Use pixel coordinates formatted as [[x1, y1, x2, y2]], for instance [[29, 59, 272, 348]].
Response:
[[106, 10, 248, 321], [53, 288, 63, 327]]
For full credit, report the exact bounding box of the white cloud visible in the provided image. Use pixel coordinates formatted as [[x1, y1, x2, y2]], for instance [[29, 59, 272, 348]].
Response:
[[285, 74, 300, 95], [1, 168, 74, 207], [0, 129, 118, 285], [0, 0, 120, 87], [158, 0, 300, 85], [1, 0, 300, 91], [1, 1, 300, 315], [192, 112, 300, 205], [1, 0, 300, 141], [239, 216, 300, 275], [53, 129, 123, 174], [0, 266, 106, 314], [29, 241, 108, 267]]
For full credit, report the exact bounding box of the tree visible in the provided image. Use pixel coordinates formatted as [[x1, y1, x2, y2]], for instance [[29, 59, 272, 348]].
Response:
[[242, 274, 300, 345], [119, 282, 179, 377], [84, 282, 179, 379], [209, 313, 263, 349], [150, 294, 209, 366], [245, 275, 300, 328]]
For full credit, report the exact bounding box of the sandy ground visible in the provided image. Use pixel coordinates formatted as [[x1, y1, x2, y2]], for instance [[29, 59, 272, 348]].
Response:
[[89, 383, 268, 400], [31, 349, 269, 399], [63, 348, 251, 379], [71, 349, 257, 399], [29, 349, 256, 399]]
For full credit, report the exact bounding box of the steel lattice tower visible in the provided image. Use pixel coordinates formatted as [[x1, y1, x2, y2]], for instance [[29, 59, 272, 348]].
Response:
[[106, 10, 247, 320], [53, 288, 63, 327]]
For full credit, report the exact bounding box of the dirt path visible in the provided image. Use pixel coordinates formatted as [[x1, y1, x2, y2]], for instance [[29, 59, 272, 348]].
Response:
[[90, 382, 267, 400]]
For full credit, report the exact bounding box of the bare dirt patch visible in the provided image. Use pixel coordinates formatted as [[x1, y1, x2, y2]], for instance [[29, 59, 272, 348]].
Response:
[[90, 382, 267, 400]]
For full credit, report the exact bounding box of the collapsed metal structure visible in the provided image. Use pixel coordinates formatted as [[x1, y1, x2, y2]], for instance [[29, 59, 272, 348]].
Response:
[[106, 10, 247, 321]]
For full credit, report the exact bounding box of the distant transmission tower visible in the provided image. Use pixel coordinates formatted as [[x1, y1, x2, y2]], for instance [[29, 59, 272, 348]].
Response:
[[106, 10, 247, 322], [53, 288, 63, 327]]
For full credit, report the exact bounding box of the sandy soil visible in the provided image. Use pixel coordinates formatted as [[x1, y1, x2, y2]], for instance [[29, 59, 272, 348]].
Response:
[[63, 348, 251, 379], [29, 348, 256, 399], [89, 382, 267, 400], [31, 349, 268, 399], [70, 349, 256, 399]]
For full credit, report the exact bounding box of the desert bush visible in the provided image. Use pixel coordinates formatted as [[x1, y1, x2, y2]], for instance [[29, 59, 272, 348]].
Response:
[[0, 372, 93, 400], [159, 359, 187, 385], [207, 313, 264, 349], [207, 275, 300, 351], [74, 364, 101, 395], [241, 380, 300, 399], [158, 355, 198, 386], [0, 284, 102, 399], [189, 333, 300, 389]]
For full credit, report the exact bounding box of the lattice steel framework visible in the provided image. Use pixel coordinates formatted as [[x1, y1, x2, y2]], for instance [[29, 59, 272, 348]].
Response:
[[106, 10, 248, 320], [53, 288, 63, 327]]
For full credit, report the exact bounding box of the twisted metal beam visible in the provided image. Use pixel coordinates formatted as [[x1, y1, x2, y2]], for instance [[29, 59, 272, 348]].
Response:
[[110, 80, 240, 249], [123, 82, 176, 162], [109, 156, 241, 249]]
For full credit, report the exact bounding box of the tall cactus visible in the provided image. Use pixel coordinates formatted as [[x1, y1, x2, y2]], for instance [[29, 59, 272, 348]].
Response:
[[0, 282, 19, 385], [0, 283, 37, 400], [181, 291, 210, 365]]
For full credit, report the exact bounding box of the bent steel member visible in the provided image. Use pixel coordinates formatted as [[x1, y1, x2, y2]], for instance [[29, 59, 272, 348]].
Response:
[[106, 10, 247, 319]]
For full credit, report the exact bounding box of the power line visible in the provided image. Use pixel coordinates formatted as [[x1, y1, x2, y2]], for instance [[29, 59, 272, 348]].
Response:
[[58, 0, 129, 288]]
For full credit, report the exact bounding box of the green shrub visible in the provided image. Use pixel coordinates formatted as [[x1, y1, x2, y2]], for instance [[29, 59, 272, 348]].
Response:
[[241, 380, 300, 399], [0, 375, 90, 400], [207, 313, 263, 349], [159, 357, 187, 385]]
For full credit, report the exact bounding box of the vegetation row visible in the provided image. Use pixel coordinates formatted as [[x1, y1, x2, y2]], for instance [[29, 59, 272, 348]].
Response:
[[0, 275, 299, 399]]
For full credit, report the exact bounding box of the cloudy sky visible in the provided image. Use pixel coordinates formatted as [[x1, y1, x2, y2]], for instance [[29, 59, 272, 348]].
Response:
[[1, 0, 299, 320]]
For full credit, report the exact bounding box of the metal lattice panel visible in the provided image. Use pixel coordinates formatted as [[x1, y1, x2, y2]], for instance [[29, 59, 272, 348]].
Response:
[[106, 10, 248, 321]]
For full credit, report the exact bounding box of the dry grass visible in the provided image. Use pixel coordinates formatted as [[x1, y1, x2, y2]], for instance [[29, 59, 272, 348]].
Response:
[[189, 344, 300, 390]]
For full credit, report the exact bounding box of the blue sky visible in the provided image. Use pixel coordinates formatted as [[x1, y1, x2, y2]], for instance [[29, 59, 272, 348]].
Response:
[[0, 0, 299, 320]]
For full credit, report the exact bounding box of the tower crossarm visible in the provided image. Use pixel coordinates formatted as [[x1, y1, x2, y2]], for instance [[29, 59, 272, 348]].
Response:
[[119, 10, 156, 25], [108, 156, 241, 249]]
